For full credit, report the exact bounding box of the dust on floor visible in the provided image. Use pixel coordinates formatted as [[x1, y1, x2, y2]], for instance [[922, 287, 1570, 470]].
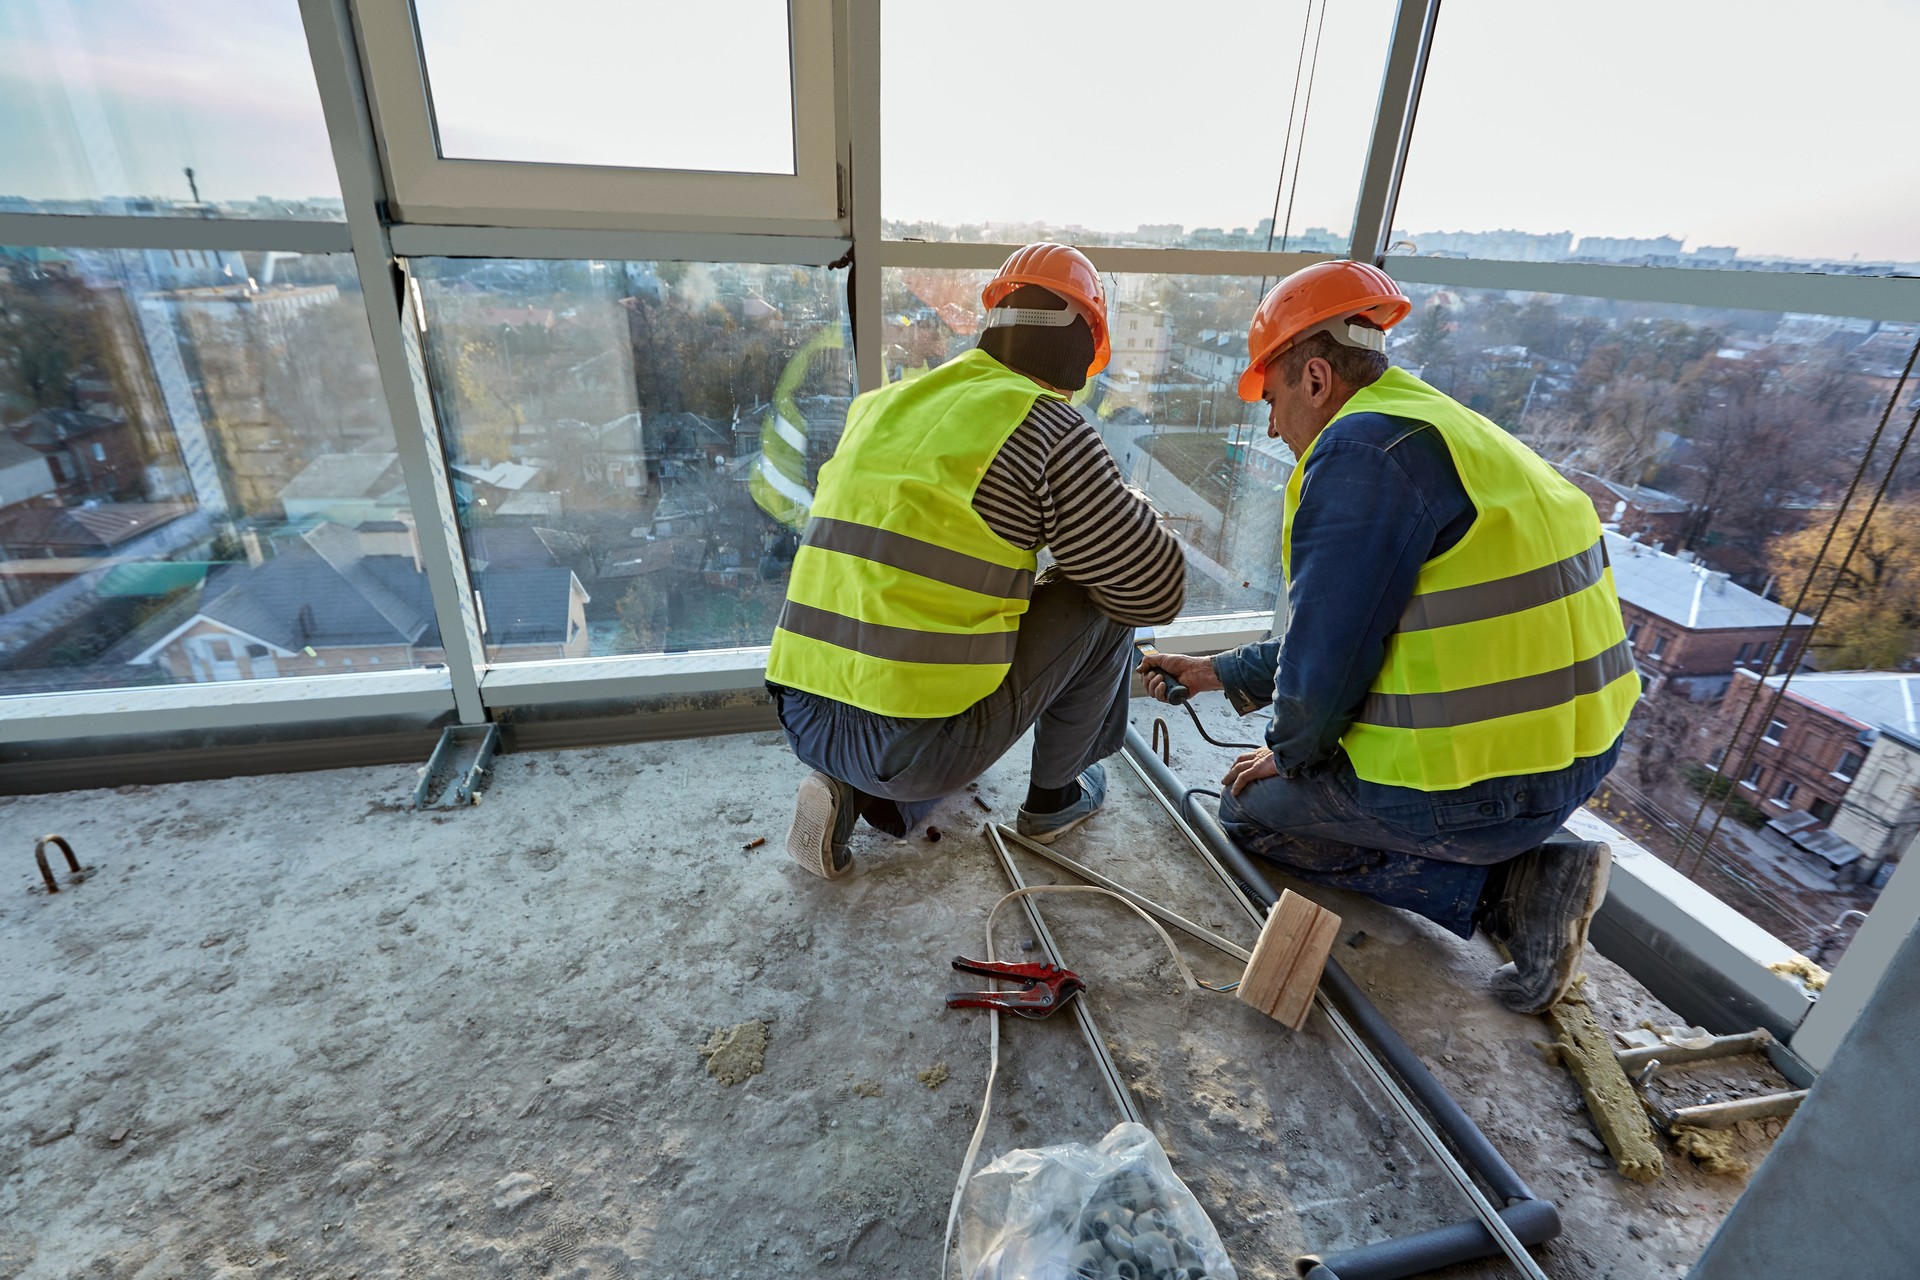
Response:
[[1, 713, 1785, 1278]]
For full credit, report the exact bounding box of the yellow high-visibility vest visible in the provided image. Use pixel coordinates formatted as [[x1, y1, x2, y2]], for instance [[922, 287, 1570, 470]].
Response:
[[749, 323, 844, 529], [1283, 367, 1637, 790], [765, 348, 1052, 717]]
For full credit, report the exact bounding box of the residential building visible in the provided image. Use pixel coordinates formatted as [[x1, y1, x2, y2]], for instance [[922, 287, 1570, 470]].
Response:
[[1110, 303, 1173, 382], [1830, 726, 1920, 883], [1574, 234, 1685, 260], [277, 451, 408, 524], [0, 436, 57, 510], [8, 407, 147, 502], [1707, 668, 1874, 876], [1604, 531, 1812, 699], [1179, 329, 1242, 386], [1724, 671, 1920, 880], [128, 520, 588, 682], [1559, 467, 1693, 547], [1389, 227, 1574, 260]]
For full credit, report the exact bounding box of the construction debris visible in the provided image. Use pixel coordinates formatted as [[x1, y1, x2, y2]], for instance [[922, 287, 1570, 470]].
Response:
[[1768, 955, 1830, 991], [1670, 1125, 1750, 1177], [1543, 982, 1665, 1184], [697, 1020, 769, 1087]]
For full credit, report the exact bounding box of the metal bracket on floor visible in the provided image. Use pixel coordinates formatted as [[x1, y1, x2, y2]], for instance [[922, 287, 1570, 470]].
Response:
[[411, 723, 500, 810], [1118, 725, 1559, 1280], [33, 834, 90, 895]]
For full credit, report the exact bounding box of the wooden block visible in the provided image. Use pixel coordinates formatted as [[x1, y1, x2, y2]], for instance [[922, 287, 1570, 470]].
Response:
[[1236, 889, 1341, 1031]]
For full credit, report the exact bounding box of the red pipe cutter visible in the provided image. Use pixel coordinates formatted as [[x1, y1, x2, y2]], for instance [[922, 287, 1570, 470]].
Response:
[[944, 956, 1086, 1020]]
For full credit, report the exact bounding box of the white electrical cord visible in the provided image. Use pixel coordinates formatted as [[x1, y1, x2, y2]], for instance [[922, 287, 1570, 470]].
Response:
[[937, 883, 1236, 1280]]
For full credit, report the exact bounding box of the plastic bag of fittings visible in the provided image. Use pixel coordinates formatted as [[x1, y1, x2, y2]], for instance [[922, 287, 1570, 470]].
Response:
[[958, 1121, 1237, 1280]]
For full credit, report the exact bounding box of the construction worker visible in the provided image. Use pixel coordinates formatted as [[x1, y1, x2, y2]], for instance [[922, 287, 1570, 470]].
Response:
[[1140, 261, 1636, 1015], [768, 244, 1186, 878]]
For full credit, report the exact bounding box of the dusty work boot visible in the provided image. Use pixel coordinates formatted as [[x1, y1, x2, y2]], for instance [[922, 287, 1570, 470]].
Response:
[[784, 771, 857, 880], [1481, 837, 1612, 1015], [1015, 764, 1107, 845]]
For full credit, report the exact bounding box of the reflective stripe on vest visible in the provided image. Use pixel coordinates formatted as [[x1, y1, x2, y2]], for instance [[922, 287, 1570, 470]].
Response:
[[1358, 637, 1636, 730], [764, 348, 1049, 718], [750, 323, 847, 529], [775, 600, 1020, 666], [1398, 538, 1609, 632], [1284, 367, 1637, 790], [801, 517, 1036, 600]]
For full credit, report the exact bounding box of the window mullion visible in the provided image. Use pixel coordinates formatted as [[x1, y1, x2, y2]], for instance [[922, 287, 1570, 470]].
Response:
[[1349, 0, 1441, 264], [846, 0, 884, 394], [300, 0, 487, 723]]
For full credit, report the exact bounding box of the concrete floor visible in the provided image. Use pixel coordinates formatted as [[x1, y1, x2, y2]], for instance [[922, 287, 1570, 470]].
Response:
[[2, 701, 1792, 1279]]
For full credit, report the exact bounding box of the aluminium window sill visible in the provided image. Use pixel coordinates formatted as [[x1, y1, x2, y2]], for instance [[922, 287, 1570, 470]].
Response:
[[476, 612, 1278, 709], [0, 670, 457, 743]]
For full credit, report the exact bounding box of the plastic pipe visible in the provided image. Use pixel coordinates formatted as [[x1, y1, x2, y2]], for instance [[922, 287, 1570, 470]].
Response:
[[1298, 1198, 1563, 1280], [1120, 726, 1563, 1277]]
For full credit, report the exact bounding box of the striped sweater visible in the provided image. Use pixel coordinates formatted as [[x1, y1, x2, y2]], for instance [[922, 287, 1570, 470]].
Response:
[[970, 397, 1186, 626]]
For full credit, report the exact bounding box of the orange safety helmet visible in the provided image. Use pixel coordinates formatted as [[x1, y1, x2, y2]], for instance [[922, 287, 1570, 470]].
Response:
[[1236, 260, 1411, 402], [980, 243, 1112, 377]]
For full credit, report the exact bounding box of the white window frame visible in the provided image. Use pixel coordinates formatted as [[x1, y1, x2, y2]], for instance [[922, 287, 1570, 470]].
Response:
[[1771, 779, 1798, 807], [1764, 718, 1789, 745], [352, 0, 845, 236]]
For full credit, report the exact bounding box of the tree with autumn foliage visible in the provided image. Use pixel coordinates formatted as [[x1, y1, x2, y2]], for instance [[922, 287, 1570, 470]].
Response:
[[1768, 498, 1920, 670]]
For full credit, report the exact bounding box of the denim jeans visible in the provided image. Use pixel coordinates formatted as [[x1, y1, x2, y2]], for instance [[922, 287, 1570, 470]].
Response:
[[1216, 739, 1620, 937], [772, 578, 1135, 835]]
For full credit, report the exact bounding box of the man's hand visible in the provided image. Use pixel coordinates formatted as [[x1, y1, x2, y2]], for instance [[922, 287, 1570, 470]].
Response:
[[1136, 652, 1222, 703], [1222, 746, 1279, 796]]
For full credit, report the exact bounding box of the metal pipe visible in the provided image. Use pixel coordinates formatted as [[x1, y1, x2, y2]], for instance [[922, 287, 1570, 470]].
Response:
[[1668, 1090, 1807, 1130], [994, 826, 1254, 965], [1002, 817, 1552, 1277], [1616, 1028, 1773, 1075], [1145, 742, 1539, 1206], [982, 824, 1143, 1127], [1120, 725, 1561, 1277], [1300, 1199, 1563, 1280]]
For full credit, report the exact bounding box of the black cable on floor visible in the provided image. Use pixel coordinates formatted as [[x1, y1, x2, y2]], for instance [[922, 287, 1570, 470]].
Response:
[[1176, 700, 1261, 752]]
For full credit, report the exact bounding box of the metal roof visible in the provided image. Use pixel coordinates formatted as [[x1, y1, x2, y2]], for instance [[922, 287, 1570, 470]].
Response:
[[1761, 670, 1920, 739], [1604, 531, 1812, 631]]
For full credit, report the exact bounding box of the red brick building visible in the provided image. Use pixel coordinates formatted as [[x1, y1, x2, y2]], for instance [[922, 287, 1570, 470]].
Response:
[[1561, 468, 1692, 548], [1604, 532, 1813, 700], [1708, 669, 1871, 828]]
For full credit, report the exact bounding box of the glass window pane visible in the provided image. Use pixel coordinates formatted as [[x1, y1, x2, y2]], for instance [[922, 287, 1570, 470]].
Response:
[[411, 258, 851, 660], [1394, 0, 1920, 270], [0, 247, 419, 692], [883, 0, 1394, 250], [413, 0, 796, 175], [0, 2, 343, 219], [883, 266, 1278, 617], [1411, 284, 1904, 965]]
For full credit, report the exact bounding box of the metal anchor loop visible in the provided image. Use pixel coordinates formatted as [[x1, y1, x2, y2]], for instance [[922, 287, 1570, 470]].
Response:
[[33, 834, 85, 895]]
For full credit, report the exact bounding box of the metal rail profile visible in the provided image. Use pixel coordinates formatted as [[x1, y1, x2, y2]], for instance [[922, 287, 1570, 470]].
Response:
[[982, 823, 1143, 1128], [1118, 726, 1559, 1280], [411, 723, 500, 809]]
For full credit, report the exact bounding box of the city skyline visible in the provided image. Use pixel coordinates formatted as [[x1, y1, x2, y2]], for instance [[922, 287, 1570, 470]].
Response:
[[0, 1, 1914, 263]]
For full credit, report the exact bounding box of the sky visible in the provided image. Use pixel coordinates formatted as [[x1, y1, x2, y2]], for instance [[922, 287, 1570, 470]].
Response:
[[1, 0, 1915, 262]]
